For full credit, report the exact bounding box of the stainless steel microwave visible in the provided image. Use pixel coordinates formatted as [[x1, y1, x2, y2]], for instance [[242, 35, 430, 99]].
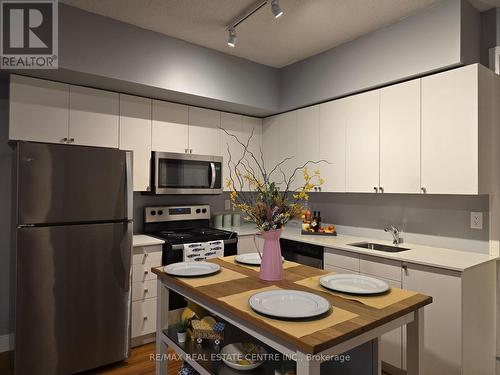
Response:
[[152, 151, 223, 194]]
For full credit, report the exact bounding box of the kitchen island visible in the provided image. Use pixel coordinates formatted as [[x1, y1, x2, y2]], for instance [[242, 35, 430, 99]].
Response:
[[152, 258, 431, 375]]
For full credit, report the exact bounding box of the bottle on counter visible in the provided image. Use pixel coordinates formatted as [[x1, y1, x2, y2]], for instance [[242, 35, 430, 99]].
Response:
[[317, 211, 322, 231], [310, 211, 319, 232]]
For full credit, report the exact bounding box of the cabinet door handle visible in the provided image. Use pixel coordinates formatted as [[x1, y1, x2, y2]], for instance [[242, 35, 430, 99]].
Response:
[[373, 187, 379, 193], [143, 316, 148, 320], [61, 137, 68, 143], [318, 187, 322, 192], [402, 263, 408, 276], [421, 187, 427, 194], [189, 149, 193, 154], [144, 288, 148, 293], [69, 138, 75, 143], [379, 187, 384, 193]]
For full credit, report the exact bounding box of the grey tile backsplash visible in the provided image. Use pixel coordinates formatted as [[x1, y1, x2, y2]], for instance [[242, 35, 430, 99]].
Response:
[[133, 191, 489, 242]]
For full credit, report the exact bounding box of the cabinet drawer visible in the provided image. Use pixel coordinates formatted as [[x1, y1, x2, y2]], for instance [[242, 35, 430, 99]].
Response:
[[132, 279, 158, 302], [324, 248, 360, 272], [132, 263, 157, 282], [131, 298, 157, 338], [359, 255, 402, 282], [323, 264, 358, 275], [132, 245, 162, 265]]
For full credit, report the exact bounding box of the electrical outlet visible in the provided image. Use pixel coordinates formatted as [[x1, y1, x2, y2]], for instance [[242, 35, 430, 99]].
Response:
[[224, 199, 231, 210], [470, 212, 483, 230]]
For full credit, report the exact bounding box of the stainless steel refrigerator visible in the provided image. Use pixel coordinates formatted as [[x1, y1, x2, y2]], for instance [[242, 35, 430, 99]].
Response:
[[14, 142, 133, 375]]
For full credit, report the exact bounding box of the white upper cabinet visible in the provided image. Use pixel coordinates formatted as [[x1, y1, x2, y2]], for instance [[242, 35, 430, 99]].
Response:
[[119, 94, 152, 192], [345, 90, 380, 193], [69, 85, 119, 148], [277, 111, 298, 189], [421, 65, 479, 194], [263, 108, 320, 191], [151, 100, 189, 153], [220, 113, 262, 191], [263, 115, 281, 183], [294, 106, 320, 190], [188, 107, 221, 156], [380, 79, 421, 193], [221, 112, 243, 191], [9, 75, 70, 144], [319, 99, 347, 192]]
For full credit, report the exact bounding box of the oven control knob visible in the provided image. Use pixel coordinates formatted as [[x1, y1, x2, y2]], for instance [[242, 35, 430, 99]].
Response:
[[196, 209, 201, 214], [150, 210, 156, 216], [202, 208, 207, 213], [158, 210, 163, 215]]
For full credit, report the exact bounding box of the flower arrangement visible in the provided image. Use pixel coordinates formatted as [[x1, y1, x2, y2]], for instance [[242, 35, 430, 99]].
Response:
[[223, 129, 326, 232]]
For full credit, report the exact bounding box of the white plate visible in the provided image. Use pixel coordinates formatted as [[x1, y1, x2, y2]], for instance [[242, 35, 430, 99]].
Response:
[[234, 253, 284, 266], [220, 343, 266, 371], [249, 290, 331, 319], [319, 274, 390, 295], [163, 262, 220, 277]]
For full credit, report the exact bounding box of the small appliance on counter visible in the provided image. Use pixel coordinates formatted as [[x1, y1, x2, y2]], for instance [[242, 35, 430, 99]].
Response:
[[143, 204, 237, 309]]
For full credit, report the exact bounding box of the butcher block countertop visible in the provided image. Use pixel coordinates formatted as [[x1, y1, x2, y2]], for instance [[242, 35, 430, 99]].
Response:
[[152, 258, 432, 354]]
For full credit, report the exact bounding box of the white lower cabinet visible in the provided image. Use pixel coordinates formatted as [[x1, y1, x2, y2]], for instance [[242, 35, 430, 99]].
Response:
[[131, 298, 157, 338], [324, 247, 496, 375], [131, 243, 162, 344]]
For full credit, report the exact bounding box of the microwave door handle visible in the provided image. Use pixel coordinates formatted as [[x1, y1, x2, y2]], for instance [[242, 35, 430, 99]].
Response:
[[210, 162, 216, 189]]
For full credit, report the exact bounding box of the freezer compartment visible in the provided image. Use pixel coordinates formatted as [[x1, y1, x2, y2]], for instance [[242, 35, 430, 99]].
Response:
[[17, 142, 131, 224], [15, 222, 132, 375]]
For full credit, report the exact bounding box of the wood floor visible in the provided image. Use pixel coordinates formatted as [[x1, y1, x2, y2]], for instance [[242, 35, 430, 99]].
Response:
[[88, 344, 180, 375]]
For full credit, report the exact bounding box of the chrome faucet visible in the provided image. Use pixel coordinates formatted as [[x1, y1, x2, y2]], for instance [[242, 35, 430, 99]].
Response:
[[384, 225, 403, 246]]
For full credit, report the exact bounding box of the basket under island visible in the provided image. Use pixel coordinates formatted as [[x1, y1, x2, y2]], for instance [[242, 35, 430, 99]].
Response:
[[151, 258, 432, 375]]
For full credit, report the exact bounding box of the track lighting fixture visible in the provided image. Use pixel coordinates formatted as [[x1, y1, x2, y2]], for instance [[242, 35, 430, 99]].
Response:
[[225, 0, 284, 48], [227, 28, 237, 48], [271, 0, 283, 18]]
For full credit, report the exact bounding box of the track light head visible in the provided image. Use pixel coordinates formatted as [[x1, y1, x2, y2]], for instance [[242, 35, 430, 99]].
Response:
[[227, 28, 237, 48], [271, 0, 283, 18]]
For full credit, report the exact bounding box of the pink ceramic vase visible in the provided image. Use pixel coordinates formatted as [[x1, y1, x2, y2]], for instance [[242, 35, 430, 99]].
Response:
[[259, 229, 284, 281]]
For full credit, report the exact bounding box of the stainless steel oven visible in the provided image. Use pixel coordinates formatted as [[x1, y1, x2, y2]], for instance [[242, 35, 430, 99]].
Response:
[[152, 151, 223, 194]]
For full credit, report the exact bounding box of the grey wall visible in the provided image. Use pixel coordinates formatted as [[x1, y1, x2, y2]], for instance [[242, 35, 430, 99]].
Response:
[[480, 7, 500, 66], [19, 3, 280, 117], [307, 193, 489, 242], [0, 80, 13, 336], [279, 0, 475, 112]]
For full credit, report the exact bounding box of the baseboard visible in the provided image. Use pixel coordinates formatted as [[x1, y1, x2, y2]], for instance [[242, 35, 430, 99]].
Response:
[[0, 334, 13, 353]]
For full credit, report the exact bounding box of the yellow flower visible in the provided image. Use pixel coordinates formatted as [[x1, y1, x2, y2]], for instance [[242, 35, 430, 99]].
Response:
[[225, 179, 232, 188], [314, 169, 320, 175]]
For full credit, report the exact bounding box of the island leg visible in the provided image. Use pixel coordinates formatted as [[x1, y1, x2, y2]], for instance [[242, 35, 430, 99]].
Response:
[[155, 280, 169, 375], [371, 338, 381, 375], [406, 308, 424, 375], [296, 351, 320, 375]]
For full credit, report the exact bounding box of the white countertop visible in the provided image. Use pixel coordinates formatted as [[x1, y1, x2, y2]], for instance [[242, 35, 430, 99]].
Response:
[[221, 223, 498, 272], [133, 234, 165, 247]]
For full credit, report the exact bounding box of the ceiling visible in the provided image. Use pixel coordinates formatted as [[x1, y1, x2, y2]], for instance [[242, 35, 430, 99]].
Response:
[[62, 0, 499, 68]]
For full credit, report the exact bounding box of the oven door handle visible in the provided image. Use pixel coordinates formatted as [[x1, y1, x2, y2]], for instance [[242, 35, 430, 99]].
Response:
[[209, 162, 216, 189]]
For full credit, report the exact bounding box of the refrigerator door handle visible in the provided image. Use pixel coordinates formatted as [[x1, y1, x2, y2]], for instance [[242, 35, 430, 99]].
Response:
[[125, 151, 133, 220]]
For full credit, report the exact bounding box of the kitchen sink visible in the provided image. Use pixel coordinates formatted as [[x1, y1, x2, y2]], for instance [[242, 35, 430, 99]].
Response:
[[348, 242, 410, 253]]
